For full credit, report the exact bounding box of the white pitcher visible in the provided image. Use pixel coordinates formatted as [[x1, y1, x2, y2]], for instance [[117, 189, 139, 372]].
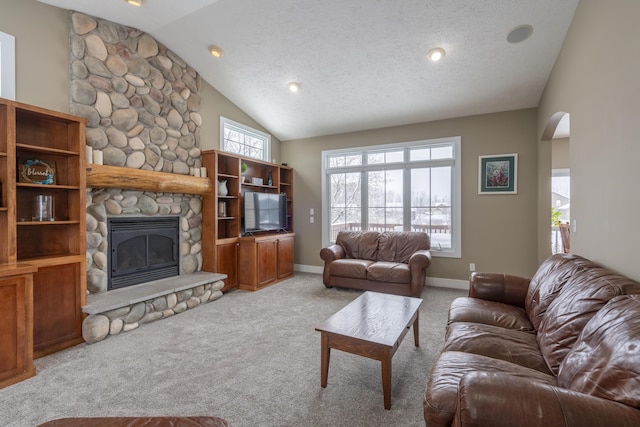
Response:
[[218, 180, 228, 196]]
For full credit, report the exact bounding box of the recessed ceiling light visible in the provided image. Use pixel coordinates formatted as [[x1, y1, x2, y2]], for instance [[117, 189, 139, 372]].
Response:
[[125, 0, 145, 6], [208, 45, 224, 58], [288, 82, 301, 93], [427, 47, 445, 62], [507, 25, 533, 43]]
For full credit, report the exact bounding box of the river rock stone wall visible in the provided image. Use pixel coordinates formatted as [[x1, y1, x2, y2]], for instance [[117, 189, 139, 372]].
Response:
[[69, 12, 205, 295]]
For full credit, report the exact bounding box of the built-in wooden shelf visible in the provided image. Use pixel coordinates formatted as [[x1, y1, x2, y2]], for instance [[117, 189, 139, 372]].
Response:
[[16, 143, 79, 157]]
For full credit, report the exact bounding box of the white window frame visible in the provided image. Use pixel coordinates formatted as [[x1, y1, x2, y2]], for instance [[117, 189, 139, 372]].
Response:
[[220, 116, 270, 161], [321, 137, 461, 258], [0, 31, 16, 100]]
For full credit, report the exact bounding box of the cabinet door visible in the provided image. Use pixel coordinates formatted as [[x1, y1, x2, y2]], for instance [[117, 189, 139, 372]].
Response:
[[256, 239, 277, 287], [0, 274, 35, 388], [277, 236, 294, 279], [216, 241, 238, 290], [32, 263, 84, 357]]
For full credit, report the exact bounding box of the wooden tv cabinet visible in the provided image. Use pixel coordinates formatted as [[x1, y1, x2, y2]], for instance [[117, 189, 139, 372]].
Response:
[[237, 233, 295, 291], [201, 150, 294, 292]]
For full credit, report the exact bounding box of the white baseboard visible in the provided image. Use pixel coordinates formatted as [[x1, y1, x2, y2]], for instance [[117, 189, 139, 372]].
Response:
[[425, 277, 468, 290], [295, 264, 323, 274], [294, 264, 468, 290]]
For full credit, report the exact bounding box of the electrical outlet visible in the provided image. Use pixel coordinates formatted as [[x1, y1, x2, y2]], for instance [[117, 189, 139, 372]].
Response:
[[310, 208, 314, 215], [469, 263, 476, 272], [310, 216, 314, 223]]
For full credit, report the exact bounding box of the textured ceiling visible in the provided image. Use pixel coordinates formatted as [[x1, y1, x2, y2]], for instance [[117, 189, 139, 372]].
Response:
[[38, 0, 579, 141]]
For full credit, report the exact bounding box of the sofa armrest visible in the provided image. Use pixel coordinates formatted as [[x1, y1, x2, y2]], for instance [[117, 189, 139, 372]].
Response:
[[468, 272, 530, 308], [409, 249, 432, 270], [319, 244, 345, 286], [408, 250, 431, 297], [454, 372, 640, 427], [320, 244, 345, 263]]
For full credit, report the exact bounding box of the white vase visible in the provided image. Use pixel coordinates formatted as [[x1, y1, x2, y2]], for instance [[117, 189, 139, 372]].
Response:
[[218, 180, 228, 196]]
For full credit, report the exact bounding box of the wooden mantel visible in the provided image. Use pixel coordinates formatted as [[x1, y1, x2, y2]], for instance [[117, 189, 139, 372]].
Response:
[[86, 164, 212, 195]]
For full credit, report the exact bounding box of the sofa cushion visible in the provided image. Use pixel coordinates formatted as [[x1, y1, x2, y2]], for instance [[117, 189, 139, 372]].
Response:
[[335, 231, 380, 260], [525, 253, 599, 331], [424, 351, 557, 427], [558, 294, 640, 408], [447, 296, 534, 332], [537, 267, 640, 375], [366, 261, 410, 283], [377, 231, 429, 263], [329, 258, 374, 280], [444, 322, 552, 375]]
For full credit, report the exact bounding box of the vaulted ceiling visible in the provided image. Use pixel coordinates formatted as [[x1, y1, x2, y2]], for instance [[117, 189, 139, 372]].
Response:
[[39, 0, 579, 141]]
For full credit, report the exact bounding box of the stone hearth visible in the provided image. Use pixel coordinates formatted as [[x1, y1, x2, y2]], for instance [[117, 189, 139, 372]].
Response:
[[82, 272, 226, 343]]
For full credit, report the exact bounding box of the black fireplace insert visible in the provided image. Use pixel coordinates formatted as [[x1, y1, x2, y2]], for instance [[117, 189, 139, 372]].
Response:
[[107, 216, 179, 290]]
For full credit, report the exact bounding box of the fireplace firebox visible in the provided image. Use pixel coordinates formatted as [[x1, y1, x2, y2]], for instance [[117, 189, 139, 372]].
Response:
[[108, 216, 179, 290]]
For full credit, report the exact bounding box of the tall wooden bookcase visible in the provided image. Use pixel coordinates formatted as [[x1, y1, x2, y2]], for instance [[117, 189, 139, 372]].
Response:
[[0, 98, 86, 369], [202, 150, 294, 291]]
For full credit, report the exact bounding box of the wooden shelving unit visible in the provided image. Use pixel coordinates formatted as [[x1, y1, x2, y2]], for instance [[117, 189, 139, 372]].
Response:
[[0, 98, 86, 367], [202, 150, 294, 291]]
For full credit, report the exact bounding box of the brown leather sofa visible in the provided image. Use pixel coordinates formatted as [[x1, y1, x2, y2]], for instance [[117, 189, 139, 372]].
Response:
[[320, 231, 431, 297], [423, 253, 640, 426]]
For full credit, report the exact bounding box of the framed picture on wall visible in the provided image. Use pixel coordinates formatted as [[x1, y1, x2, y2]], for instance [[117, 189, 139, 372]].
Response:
[[478, 153, 517, 194]]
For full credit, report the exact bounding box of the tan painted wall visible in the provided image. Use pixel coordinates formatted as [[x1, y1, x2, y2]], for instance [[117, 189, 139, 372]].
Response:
[[1, 0, 281, 161], [283, 109, 540, 280], [538, 0, 640, 279], [552, 138, 570, 170], [0, 0, 70, 112]]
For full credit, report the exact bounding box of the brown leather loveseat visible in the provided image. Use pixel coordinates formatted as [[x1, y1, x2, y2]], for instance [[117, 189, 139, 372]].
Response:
[[320, 230, 431, 297], [424, 253, 640, 426]]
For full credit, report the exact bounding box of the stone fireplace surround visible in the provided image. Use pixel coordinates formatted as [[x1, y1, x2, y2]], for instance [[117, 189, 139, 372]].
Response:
[[68, 12, 226, 343]]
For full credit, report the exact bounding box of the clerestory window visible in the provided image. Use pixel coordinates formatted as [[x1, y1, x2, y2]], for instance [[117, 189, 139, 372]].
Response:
[[220, 116, 270, 161]]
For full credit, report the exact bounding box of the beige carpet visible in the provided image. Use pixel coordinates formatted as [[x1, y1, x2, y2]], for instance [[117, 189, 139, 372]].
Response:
[[0, 273, 464, 427]]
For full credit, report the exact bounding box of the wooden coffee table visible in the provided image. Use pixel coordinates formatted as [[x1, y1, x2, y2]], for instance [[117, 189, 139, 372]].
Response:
[[315, 291, 423, 409]]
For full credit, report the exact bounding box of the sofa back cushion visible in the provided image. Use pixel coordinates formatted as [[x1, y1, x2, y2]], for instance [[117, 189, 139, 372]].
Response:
[[525, 253, 599, 331], [558, 294, 640, 408], [377, 231, 430, 263], [336, 231, 380, 260], [537, 267, 640, 374]]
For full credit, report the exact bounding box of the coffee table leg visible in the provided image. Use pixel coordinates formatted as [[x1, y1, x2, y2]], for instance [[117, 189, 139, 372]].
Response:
[[320, 333, 330, 387], [413, 312, 420, 347], [381, 352, 392, 410]]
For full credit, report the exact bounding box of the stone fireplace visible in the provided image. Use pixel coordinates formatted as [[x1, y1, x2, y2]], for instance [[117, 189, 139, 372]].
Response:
[[108, 216, 179, 290], [86, 189, 204, 295], [68, 10, 208, 295], [68, 12, 226, 344]]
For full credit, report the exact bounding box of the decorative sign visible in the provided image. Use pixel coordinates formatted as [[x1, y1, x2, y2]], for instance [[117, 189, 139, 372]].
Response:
[[18, 159, 56, 185]]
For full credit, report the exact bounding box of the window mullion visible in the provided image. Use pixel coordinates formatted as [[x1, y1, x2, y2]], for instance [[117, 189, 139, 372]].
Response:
[[403, 165, 411, 231], [361, 170, 368, 230]]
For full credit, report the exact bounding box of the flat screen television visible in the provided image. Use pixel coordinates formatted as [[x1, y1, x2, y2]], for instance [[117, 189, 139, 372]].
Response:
[[243, 191, 287, 234]]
